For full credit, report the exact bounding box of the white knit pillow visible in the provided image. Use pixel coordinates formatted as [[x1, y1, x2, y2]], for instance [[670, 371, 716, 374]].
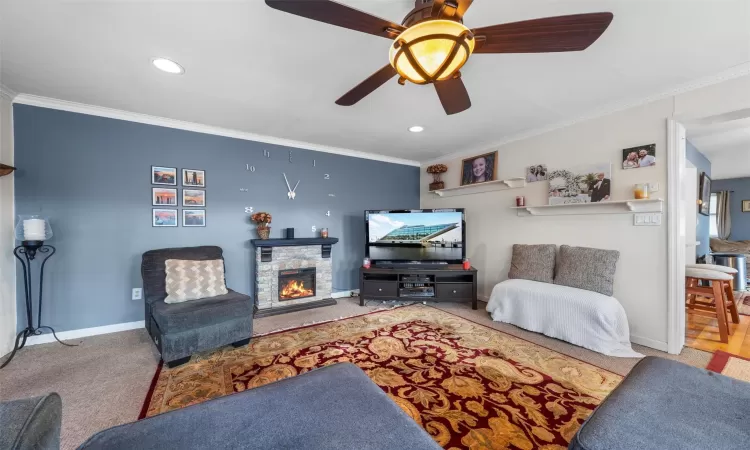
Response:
[[164, 259, 228, 303]]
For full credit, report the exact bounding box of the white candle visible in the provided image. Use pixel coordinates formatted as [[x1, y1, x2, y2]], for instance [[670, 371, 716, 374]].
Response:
[[23, 218, 46, 240]]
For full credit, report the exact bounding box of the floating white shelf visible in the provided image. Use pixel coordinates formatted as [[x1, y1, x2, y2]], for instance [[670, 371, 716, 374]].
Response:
[[511, 198, 664, 216], [432, 177, 526, 197]]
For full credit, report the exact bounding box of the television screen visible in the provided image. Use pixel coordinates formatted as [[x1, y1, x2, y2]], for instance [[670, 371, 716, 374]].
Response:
[[365, 209, 465, 263]]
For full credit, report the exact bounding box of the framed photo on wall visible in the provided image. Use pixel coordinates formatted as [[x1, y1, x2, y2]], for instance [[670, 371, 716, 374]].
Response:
[[699, 172, 712, 216], [152, 166, 177, 185], [153, 209, 178, 227], [621, 144, 656, 169], [183, 189, 205, 207], [183, 209, 206, 227], [152, 188, 177, 206], [182, 169, 205, 187], [460, 151, 497, 186], [743, 200, 750, 212]]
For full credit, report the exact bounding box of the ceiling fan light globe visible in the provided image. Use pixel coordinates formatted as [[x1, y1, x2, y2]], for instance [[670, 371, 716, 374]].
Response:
[[389, 20, 474, 85]]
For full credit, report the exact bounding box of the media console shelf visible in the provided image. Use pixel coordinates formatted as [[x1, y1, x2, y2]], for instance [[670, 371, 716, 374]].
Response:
[[359, 266, 478, 310], [432, 178, 525, 197]]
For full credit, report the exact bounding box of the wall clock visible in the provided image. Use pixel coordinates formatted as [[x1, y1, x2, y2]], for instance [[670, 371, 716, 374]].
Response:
[[242, 148, 335, 235]]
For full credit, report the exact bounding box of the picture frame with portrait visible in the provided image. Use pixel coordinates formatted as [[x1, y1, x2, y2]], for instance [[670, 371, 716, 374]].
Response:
[[699, 172, 711, 216], [460, 151, 497, 186], [622, 144, 656, 170], [525, 164, 548, 183]]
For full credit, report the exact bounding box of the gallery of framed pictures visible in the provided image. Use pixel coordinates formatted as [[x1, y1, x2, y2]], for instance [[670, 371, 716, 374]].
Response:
[[548, 163, 612, 205], [151, 166, 206, 227], [460, 151, 497, 186]]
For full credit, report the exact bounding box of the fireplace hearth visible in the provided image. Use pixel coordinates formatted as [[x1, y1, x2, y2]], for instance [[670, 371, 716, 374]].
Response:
[[278, 268, 316, 301]]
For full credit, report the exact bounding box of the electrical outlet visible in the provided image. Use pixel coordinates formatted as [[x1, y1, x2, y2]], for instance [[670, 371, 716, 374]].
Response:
[[132, 288, 142, 300]]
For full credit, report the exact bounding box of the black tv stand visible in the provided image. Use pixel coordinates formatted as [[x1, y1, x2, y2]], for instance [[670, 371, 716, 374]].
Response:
[[359, 265, 477, 310]]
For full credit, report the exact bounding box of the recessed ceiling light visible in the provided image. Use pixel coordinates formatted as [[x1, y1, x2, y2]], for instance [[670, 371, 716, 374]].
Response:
[[408, 126, 424, 133], [151, 57, 184, 74]]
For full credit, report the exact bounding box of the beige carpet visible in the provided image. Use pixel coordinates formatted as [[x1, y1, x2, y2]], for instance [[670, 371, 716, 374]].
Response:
[[0, 298, 711, 450]]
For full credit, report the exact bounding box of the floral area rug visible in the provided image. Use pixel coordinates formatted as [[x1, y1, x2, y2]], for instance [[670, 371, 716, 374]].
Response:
[[707, 350, 750, 382], [141, 306, 622, 449]]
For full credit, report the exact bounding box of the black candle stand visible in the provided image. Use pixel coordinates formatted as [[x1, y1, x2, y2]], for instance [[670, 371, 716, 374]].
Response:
[[0, 240, 75, 369]]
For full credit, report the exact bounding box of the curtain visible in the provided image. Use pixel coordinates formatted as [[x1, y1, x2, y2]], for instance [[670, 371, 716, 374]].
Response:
[[717, 190, 732, 240]]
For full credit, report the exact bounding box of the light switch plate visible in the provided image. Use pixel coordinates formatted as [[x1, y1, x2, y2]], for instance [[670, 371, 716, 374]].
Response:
[[132, 288, 143, 300], [648, 182, 660, 192], [634, 213, 662, 226]]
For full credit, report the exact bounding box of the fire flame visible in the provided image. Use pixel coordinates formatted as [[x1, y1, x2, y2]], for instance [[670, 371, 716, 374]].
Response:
[[281, 279, 314, 299]]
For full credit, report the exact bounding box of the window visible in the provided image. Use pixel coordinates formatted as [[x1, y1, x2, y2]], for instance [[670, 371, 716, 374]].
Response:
[[709, 193, 718, 237]]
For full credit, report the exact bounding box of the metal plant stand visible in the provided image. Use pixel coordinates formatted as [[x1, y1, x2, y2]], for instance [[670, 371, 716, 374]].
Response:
[[0, 241, 75, 369]]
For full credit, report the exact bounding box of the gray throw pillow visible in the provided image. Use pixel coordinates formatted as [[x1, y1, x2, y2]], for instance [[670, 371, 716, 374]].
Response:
[[554, 245, 619, 296], [508, 244, 557, 284]]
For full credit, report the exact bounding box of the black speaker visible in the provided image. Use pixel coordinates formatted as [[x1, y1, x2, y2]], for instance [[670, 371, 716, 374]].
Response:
[[285, 228, 295, 239]]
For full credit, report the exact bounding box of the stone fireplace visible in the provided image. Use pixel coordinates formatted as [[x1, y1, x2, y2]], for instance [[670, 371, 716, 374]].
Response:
[[251, 238, 339, 317]]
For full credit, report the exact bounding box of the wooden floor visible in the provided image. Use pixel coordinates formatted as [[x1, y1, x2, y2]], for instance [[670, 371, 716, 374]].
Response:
[[686, 311, 750, 357]]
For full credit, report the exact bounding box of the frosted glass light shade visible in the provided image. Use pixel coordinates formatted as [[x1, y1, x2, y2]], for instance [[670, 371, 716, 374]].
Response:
[[15, 215, 53, 241], [389, 20, 475, 84]]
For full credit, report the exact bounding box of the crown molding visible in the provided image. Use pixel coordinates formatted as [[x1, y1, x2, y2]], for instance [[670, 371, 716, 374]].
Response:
[[11, 94, 421, 167], [0, 84, 17, 100], [422, 62, 750, 165]]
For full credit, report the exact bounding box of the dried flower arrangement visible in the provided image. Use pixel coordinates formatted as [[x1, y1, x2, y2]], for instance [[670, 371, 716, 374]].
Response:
[[426, 164, 448, 190], [251, 212, 272, 239]]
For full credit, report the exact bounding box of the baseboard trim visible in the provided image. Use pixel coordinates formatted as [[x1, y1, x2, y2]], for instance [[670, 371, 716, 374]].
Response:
[[331, 289, 360, 299], [24, 320, 145, 346], [630, 335, 668, 352]]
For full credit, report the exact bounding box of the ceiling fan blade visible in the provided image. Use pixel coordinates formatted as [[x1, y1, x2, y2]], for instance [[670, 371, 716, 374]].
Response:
[[336, 64, 398, 106], [265, 0, 405, 39], [434, 77, 471, 115], [472, 12, 613, 53]]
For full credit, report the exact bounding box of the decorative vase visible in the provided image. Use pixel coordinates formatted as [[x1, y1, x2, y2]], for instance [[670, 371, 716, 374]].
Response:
[[257, 226, 271, 240]]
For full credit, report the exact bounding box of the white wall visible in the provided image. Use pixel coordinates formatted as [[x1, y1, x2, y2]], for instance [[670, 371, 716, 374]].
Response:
[[421, 74, 750, 351], [0, 93, 16, 356], [421, 100, 672, 348]]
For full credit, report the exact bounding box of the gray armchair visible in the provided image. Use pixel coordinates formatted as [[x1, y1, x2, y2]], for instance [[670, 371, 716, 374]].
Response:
[[0, 393, 62, 450], [142, 246, 253, 367]]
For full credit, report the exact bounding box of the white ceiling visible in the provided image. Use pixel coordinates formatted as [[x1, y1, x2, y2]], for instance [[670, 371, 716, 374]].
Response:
[[2, 0, 750, 163], [687, 110, 750, 179]]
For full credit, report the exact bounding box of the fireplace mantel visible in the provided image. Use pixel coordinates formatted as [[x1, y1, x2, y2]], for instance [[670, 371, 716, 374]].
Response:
[[251, 238, 339, 247]]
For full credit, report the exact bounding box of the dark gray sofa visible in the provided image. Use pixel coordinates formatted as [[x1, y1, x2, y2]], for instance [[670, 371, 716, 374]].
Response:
[[78, 363, 442, 450], [0, 393, 62, 450], [142, 246, 253, 367], [570, 356, 750, 450]]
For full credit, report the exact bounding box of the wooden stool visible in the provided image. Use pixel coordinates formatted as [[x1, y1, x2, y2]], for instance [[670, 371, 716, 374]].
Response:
[[686, 263, 740, 324], [686, 267, 737, 343]]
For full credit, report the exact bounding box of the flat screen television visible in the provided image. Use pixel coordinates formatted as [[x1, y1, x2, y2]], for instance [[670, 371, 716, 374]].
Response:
[[365, 209, 465, 265]]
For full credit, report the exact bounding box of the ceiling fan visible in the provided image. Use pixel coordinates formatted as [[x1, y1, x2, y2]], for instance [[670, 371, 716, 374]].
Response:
[[265, 0, 613, 115]]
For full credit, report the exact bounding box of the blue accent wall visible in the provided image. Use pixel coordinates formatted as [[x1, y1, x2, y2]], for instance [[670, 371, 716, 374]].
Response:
[[13, 105, 420, 332], [713, 177, 750, 241], [686, 140, 711, 257]]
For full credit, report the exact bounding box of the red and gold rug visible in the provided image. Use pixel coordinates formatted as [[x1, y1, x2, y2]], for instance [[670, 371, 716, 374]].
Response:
[[141, 306, 622, 449], [707, 350, 750, 382]]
